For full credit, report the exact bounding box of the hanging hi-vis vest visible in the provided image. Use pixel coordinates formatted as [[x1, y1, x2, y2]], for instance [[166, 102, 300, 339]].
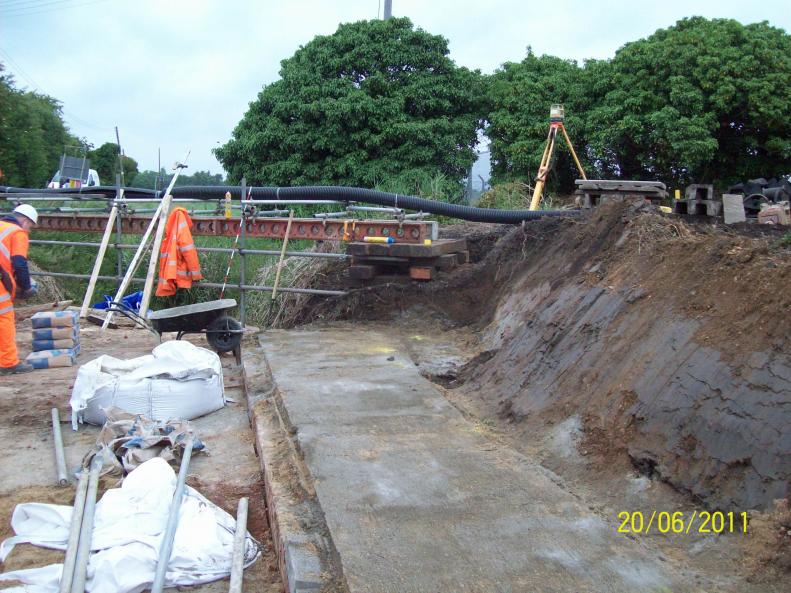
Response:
[[0, 220, 27, 313], [156, 207, 203, 297]]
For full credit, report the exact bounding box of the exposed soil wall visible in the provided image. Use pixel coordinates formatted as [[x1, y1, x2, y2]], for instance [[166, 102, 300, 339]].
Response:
[[289, 203, 791, 511]]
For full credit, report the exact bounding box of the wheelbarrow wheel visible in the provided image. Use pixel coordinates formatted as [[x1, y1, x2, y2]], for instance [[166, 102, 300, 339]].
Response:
[[206, 315, 242, 353]]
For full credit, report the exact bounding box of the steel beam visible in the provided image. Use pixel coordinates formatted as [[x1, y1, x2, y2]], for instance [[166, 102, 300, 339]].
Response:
[[36, 214, 432, 243]]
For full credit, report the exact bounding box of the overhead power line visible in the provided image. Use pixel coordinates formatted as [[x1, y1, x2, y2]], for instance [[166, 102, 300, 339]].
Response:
[[0, 45, 112, 133], [0, 0, 110, 18]]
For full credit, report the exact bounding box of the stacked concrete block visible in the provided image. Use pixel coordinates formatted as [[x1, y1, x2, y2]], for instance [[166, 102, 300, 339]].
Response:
[[26, 310, 81, 368], [675, 184, 722, 217]]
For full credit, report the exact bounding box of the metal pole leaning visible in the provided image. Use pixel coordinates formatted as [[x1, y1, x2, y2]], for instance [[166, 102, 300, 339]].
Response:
[[101, 201, 163, 329], [51, 408, 69, 486], [71, 455, 103, 593], [58, 471, 89, 593], [151, 436, 194, 593], [115, 192, 124, 291], [228, 497, 249, 593]]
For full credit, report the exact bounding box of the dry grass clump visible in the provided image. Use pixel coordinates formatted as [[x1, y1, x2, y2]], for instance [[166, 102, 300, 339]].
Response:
[[247, 241, 345, 328]]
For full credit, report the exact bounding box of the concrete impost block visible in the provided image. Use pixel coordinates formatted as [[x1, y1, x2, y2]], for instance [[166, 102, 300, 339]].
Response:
[[284, 536, 322, 593], [722, 194, 746, 224]]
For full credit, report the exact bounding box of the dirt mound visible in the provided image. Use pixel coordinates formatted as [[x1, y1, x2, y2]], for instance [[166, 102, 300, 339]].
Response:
[[744, 499, 791, 578], [278, 219, 548, 327], [288, 202, 791, 512], [457, 202, 790, 511]]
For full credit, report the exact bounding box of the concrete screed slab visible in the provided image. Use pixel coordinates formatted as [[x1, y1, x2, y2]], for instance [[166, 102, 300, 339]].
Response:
[[259, 327, 695, 593]]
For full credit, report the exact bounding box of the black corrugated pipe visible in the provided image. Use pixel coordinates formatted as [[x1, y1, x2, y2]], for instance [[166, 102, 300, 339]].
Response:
[[1, 185, 578, 224], [167, 185, 578, 224], [0, 185, 156, 199]]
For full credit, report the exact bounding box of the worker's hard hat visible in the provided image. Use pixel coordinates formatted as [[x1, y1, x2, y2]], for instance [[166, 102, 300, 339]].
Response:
[[13, 204, 38, 225]]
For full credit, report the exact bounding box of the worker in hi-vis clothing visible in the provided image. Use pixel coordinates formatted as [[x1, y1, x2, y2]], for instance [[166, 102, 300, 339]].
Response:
[[0, 205, 39, 374]]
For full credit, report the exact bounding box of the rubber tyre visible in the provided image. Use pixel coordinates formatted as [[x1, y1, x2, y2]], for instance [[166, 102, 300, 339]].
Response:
[[206, 315, 242, 353]]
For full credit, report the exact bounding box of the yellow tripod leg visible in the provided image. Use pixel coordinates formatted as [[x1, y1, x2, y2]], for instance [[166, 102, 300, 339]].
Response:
[[530, 129, 556, 210], [560, 124, 586, 180]]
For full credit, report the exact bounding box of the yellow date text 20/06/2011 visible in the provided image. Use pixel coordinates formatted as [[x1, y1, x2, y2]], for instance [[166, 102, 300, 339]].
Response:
[[617, 511, 748, 535]]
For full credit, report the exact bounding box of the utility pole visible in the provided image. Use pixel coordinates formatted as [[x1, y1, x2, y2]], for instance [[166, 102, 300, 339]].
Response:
[[115, 126, 125, 187], [383, 0, 392, 19]]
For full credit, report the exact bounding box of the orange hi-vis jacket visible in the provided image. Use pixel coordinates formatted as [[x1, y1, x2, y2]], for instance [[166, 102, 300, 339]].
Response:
[[156, 207, 203, 297], [0, 220, 29, 312]]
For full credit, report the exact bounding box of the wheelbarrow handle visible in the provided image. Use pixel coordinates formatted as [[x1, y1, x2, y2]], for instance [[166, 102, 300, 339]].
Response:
[[104, 302, 160, 338]]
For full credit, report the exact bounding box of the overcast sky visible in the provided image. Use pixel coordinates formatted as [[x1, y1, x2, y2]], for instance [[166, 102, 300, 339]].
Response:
[[1, 0, 789, 178]]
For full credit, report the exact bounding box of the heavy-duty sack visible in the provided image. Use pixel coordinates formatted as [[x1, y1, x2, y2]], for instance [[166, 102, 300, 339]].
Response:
[[70, 341, 225, 429]]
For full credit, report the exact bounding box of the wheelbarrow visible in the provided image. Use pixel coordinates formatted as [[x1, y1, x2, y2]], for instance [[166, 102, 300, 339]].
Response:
[[147, 299, 243, 354], [103, 298, 244, 358]]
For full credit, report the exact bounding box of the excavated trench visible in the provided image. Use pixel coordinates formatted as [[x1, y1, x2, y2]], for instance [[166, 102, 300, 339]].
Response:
[[289, 202, 791, 514]]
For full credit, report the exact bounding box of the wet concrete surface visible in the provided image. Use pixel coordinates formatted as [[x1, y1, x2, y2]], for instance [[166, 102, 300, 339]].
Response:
[[259, 327, 701, 593]]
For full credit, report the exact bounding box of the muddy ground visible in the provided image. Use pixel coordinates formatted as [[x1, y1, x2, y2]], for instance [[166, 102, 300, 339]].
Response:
[[0, 323, 283, 593], [275, 202, 791, 588]]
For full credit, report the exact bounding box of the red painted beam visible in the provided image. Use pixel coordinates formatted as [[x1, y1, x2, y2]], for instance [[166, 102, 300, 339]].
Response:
[[36, 215, 432, 243]]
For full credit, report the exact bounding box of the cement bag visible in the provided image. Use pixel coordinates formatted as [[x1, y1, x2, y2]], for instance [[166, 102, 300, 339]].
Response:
[[70, 341, 225, 430]]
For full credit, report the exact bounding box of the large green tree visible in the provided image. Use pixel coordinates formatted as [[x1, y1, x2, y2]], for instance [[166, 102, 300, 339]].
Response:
[[215, 18, 486, 198], [587, 17, 791, 186], [88, 142, 138, 186], [0, 64, 80, 187], [486, 52, 603, 193]]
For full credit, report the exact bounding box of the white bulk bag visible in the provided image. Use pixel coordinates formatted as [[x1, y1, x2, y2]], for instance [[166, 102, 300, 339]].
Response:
[[70, 341, 225, 429]]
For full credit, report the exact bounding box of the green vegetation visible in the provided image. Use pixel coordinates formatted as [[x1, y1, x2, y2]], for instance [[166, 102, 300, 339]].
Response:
[[5, 17, 790, 197], [89, 142, 139, 186], [587, 17, 791, 187], [5, 16, 791, 327], [215, 17, 487, 200], [0, 65, 82, 187], [487, 52, 597, 194], [133, 169, 226, 190], [488, 17, 791, 193]]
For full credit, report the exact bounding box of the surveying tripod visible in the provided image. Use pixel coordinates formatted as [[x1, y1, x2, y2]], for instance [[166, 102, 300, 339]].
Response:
[[529, 104, 587, 210]]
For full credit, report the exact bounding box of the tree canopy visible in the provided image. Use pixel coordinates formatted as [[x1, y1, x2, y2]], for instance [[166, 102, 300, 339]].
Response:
[[588, 17, 791, 186], [133, 168, 225, 189], [4, 17, 790, 197], [488, 17, 791, 191], [215, 18, 487, 198], [487, 52, 602, 193], [0, 65, 81, 187], [88, 142, 138, 186]]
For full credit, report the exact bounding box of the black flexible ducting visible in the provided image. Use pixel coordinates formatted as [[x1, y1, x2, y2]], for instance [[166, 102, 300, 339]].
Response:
[[1, 185, 578, 224]]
